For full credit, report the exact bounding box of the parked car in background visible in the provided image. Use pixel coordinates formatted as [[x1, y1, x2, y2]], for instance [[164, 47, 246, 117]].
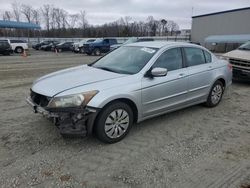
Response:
[[55, 42, 74, 52], [223, 41, 250, 80], [110, 37, 154, 51], [83, 38, 118, 55], [41, 41, 60, 51], [0, 39, 28, 53], [73, 39, 95, 53], [0, 41, 13, 55], [32, 40, 57, 50], [26, 41, 232, 143]]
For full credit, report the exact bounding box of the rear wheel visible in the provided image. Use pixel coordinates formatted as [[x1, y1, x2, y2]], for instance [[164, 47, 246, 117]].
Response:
[[205, 80, 224, 107], [95, 102, 133, 143], [15, 47, 23, 53]]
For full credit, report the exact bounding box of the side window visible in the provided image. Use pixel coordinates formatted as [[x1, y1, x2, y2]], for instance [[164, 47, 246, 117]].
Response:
[[103, 39, 109, 44], [203, 50, 212, 63], [152, 48, 183, 71], [184, 47, 206, 66]]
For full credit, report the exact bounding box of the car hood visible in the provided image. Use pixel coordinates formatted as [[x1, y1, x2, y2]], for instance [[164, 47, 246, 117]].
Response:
[[32, 65, 126, 97], [223, 49, 250, 61]]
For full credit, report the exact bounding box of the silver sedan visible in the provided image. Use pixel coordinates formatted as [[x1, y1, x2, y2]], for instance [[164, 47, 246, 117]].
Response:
[[27, 41, 232, 143]]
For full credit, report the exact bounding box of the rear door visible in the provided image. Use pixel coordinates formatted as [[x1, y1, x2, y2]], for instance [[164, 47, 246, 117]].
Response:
[[102, 39, 110, 52], [141, 47, 189, 117], [184, 47, 215, 102]]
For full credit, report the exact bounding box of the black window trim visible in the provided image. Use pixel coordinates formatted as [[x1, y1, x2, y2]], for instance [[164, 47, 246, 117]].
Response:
[[203, 50, 212, 64]]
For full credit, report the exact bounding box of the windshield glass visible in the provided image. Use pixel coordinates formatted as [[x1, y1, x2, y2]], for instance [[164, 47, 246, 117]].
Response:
[[238, 41, 250, 50], [124, 38, 138, 45], [91, 46, 158, 74], [94, 38, 102, 43]]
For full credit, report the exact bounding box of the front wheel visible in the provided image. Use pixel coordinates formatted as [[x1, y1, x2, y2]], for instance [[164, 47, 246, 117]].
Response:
[[93, 48, 101, 56], [95, 102, 133, 143], [80, 48, 84, 53], [205, 80, 224, 107]]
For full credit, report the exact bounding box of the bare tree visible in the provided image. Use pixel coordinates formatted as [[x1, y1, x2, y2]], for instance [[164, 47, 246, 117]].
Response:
[[79, 10, 88, 29], [60, 9, 68, 29], [11, 1, 21, 22], [41, 4, 51, 32], [147, 16, 158, 36], [166, 20, 179, 35], [21, 4, 33, 23], [69, 14, 79, 28], [3, 11, 12, 21], [32, 9, 40, 25]]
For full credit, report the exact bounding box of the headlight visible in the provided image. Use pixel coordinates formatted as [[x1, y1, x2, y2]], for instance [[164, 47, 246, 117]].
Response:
[[48, 90, 98, 108]]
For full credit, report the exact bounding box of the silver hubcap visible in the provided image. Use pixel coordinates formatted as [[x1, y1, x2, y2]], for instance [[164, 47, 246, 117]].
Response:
[[96, 50, 100, 55], [105, 109, 129, 139], [211, 84, 223, 104]]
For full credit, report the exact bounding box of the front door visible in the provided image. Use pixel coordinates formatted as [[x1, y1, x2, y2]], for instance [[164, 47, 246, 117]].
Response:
[[141, 47, 188, 118]]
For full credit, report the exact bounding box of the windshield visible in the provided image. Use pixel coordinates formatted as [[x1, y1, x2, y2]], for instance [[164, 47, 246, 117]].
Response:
[[94, 38, 102, 43], [124, 38, 138, 45], [238, 41, 250, 50], [91, 46, 158, 74]]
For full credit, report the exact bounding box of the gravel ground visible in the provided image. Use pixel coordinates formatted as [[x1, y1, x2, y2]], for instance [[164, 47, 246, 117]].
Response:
[[0, 50, 250, 188]]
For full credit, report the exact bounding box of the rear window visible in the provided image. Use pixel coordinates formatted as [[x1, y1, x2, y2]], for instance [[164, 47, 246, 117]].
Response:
[[184, 47, 206, 67], [10, 40, 26, 43], [203, 50, 212, 63]]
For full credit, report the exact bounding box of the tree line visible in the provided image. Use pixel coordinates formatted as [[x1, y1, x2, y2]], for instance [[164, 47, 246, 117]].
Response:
[[0, 2, 181, 38]]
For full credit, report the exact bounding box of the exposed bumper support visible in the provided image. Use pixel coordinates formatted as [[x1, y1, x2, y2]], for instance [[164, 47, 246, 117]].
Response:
[[26, 97, 99, 137]]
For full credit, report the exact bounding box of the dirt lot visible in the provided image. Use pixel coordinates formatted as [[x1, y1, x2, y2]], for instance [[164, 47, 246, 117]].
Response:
[[0, 50, 250, 188]]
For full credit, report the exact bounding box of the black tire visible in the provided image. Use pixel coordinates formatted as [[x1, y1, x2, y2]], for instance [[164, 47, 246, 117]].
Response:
[[86, 52, 92, 55], [80, 48, 84, 54], [93, 48, 101, 56], [95, 102, 134, 144], [205, 80, 224, 107], [15, 47, 23, 53]]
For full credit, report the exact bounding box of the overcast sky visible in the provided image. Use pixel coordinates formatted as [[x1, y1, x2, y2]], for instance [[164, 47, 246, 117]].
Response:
[[0, 0, 249, 29]]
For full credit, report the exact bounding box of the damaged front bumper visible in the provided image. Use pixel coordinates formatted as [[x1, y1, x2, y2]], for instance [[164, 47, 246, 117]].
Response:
[[26, 97, 99, 137]]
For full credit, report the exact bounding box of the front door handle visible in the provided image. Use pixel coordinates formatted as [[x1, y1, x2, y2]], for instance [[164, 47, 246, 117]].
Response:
[[178, 73, 185, 78]]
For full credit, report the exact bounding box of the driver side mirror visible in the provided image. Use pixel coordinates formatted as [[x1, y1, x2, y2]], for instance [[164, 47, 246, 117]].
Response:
[[146, 67, 168, 78]]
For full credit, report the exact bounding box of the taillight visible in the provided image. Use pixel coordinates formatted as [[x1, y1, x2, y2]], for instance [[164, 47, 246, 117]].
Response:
[[227, 63, 232, 71]]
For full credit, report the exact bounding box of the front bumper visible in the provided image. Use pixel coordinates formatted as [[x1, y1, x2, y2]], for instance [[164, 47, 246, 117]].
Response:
[[233, 67, 250, 80], [26, 97, 99, 137]]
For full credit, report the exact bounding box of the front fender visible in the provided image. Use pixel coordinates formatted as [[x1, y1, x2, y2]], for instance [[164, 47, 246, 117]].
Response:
[[87, 89, 142, 120]]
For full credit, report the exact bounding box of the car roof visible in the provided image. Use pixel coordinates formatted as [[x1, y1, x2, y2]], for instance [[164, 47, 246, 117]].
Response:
[[125, 41, 200, 49]]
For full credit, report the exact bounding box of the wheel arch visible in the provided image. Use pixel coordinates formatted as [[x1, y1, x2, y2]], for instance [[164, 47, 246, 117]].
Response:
[[15, 46, 24, 51], [89, 97, 139, 135]]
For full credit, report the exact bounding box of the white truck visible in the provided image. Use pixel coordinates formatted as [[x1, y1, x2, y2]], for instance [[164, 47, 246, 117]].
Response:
[[0, 39, 28, 53], [223, 41, 250, 80]]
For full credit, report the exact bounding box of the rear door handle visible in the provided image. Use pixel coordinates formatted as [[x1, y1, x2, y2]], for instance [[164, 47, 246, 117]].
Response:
[[178, 73, 185, 78]]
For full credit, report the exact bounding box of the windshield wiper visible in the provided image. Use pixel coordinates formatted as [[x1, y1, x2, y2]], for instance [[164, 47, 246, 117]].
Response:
[[95, 66, 133, 75], [96, 66, 118, 73]]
